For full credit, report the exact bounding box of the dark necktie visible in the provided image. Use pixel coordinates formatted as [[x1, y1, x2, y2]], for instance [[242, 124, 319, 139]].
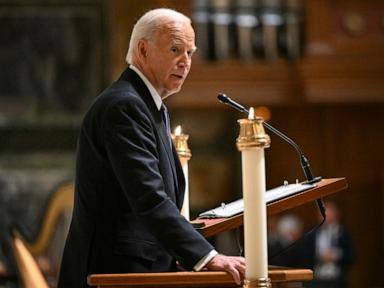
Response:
[[161, 104, 172, 149]]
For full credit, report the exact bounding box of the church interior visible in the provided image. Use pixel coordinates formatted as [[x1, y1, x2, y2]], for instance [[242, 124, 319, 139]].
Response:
[[0, 0, 383, 287]]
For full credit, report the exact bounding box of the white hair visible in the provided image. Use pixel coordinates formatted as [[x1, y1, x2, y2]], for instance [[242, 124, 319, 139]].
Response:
[[126, 8, 192, 64]]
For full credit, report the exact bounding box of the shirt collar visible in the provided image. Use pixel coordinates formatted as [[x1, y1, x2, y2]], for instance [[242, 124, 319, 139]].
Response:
[[129, 64, 162, 111]]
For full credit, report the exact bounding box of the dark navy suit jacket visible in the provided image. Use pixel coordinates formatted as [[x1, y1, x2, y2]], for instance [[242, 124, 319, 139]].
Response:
[[58, 68, 213, 288]]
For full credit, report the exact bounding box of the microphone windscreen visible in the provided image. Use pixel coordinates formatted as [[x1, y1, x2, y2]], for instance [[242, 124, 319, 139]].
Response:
[[217, 93, 229, 103]]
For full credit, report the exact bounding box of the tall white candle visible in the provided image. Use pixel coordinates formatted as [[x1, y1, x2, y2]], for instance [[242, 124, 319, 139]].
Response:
[[236, 108, 271, 285], [242, 148, 268, 280]]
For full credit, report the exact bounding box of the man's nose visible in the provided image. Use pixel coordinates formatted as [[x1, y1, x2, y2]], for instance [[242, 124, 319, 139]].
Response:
[[178, 53, 190, 68]]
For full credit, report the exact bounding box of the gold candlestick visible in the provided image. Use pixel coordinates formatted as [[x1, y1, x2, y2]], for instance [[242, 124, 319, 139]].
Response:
[[236, 108, 270, 150], [236, 108, 271, 287], [243, 278, 272, 288], [172, 125, 192, 220], [172, 125, 192, 160]]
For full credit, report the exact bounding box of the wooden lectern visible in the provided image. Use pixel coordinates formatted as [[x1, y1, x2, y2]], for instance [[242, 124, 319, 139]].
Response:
[[87, 178, 347, 288], [194, 178, 347, 238], [88, 267, 313, 288]]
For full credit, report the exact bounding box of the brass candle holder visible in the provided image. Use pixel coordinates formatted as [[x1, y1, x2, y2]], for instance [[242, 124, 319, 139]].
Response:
[[243, 278, 271, 288], [236, 109, 271, 151], [172, 125, 192, 160]]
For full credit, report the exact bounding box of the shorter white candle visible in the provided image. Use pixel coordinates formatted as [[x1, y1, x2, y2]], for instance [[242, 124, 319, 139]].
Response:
[[174, 125, 190, 220], [180, 158, 190, 220]]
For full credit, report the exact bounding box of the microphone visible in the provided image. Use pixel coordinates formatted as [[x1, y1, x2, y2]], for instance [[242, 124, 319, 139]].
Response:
[[217, 93, 248, 113], [217, 93, 326, 219]]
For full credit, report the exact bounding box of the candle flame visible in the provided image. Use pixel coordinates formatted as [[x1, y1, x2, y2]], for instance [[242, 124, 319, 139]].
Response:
[[248, 107, 255, 120], [174, 125, 182, 136]]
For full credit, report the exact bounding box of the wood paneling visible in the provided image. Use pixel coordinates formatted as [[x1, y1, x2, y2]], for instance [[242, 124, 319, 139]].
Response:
[[106, 1, 384, 105]]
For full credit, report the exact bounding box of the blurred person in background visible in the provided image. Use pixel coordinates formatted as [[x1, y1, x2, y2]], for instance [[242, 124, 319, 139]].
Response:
[[310, 201, 354, 288], [271, 214, 312, 269]]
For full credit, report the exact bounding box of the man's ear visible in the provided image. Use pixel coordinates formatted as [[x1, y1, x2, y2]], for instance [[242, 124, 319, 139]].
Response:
[[137, 40, 148, 59]]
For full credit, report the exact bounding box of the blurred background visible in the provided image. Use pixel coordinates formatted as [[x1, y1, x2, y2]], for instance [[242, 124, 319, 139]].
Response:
[[0, 0, 383, 287]]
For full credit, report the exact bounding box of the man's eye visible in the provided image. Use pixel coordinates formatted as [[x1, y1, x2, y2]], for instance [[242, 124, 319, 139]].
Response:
[[171, 47, 178, 53]]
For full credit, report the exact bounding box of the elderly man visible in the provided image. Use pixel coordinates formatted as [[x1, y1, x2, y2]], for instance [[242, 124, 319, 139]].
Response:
[[58, 8, 245, 288]]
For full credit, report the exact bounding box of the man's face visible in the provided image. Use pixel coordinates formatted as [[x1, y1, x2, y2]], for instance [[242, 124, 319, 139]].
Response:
[[144, 22, 196, 99]]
